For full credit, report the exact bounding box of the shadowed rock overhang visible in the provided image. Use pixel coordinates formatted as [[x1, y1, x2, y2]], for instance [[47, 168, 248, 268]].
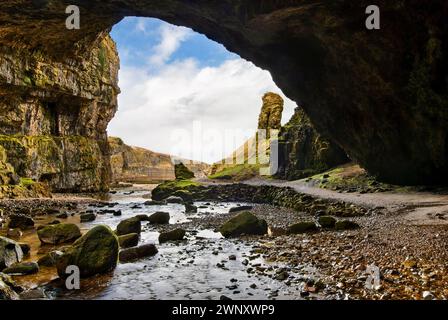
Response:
[[1, 0, 448, 185]]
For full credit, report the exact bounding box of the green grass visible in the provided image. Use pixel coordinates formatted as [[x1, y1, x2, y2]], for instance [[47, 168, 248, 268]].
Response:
[[20, 177, 35, 186], [208, 164, 261, 181]]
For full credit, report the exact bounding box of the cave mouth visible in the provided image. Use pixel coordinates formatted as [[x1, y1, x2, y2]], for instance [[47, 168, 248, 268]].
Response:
[[107, 17, 297, 166]]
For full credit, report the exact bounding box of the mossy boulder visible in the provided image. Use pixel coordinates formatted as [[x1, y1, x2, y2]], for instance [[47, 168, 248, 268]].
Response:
[[7, 214, 34, 230], [37, 223, 81, 245], [219, 212, 268, 238], [318, 216, 337, 228], [175, 162, 195, 180], [159, 228, 186, 243], [118, 233, 139, 248], [151, 180, 201, 201], [148, 212, 170, 224], [56, 225, 119, 278], [0, 236, 23, 270], [335, 220, 360, 231], [3, 262, 39, 275], [287, 221, 318, 234], [116, 217, 141, 236], [119, 244, 158, 263]]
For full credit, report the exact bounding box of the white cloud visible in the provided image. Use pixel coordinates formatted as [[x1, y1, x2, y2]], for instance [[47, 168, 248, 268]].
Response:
[[148, 24, 192, 66], [108, 57, 297, 164]]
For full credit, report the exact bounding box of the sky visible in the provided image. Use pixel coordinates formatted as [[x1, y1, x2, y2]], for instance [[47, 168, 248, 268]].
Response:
[[108, 17, 297, 164]]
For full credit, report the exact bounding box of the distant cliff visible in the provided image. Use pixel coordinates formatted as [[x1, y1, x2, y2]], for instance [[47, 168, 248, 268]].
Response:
[[109, 137, 210, 183]]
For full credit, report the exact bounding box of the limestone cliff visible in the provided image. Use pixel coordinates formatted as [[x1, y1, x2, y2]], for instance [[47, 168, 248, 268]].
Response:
[[109, 137, 210, 183], [276, 107, 349, 180], [258, 92, 283, 132], [0, 35, 119, 192]]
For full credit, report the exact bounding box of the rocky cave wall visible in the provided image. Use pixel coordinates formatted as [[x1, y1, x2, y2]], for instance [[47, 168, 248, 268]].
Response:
[[0, 34, 119, 192], [1, 1, 448, 186], [277, 107, 349, 180]]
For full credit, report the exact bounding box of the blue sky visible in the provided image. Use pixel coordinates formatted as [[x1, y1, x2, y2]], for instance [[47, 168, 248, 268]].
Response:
[[108, 17, 296, 164]]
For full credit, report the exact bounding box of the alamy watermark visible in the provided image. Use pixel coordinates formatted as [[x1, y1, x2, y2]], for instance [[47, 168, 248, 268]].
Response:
[[65, 4, 381, 31]]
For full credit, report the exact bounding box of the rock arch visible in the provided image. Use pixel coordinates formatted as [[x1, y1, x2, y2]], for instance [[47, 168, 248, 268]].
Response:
[[1, 0, 447, 186]]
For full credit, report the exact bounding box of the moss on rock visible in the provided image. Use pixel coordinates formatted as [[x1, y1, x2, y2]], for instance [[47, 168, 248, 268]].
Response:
[[56, 225, 119, 278], [219, 212, 268, 238]]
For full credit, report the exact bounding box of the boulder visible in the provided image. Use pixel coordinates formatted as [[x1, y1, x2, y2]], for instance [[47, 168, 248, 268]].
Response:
[[0, 273, 21, 300], [159, 228, 186, 243], [318, 216, 337, 228], [37, 223, 81, 245], [335, 220, 360, 231], [56, 225, 119, 278], [119, 244, 158, 263], [3, 262, 39, 275], [118, 233, 139, 249], [148, 212, 170, 224], [287, 222, 318, 234], [166, 196, 184, 204], [37, 250, 64, 267], [219, 212, 267, 238], [80, 213, 96, 222], [174, 162, 195, 180], [229, 205, 253, 213], [0, 236, 23, 270], [7, 214, 34, 230], [116, 217, 141, 236]]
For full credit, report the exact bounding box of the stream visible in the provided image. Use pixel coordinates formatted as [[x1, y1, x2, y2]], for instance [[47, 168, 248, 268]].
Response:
[[11, 185, 319, 300]]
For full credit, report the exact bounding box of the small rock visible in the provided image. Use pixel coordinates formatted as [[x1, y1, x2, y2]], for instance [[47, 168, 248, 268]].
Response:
[[118, 233, 139, 248], [7, 214, 34, 230], [6, 228, 22, 238], [37, 223, 81, 245], [0, 236, 23, 270], [229, 206, 253, 213], [3, 262, 39, 275], [159, 228, 186, 243], [318, 216, 337, 228], [38, 251, 64, 267], [80, 213, 96, 223], [119, 244, 158, 263], [144, 200, 166, 206], [228, 255, 237, 261], [116, 217, 141, 236], [18, 243, 30, 255], [166, 196, 184, 204], [422, 291, 435, 300], [185, 202, 198, 213], [287, 221, 318, 234], [148, 212, 170, 224], [56, 212, 68, 219], [334, 220, 360, 230], [219, 212, 267, 238]]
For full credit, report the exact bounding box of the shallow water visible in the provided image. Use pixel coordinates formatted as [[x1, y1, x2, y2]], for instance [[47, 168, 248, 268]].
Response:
[[12, 186, 317, 300]]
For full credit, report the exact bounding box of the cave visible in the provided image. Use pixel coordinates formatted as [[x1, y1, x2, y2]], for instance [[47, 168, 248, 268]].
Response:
[[1, 0, 447, 186]]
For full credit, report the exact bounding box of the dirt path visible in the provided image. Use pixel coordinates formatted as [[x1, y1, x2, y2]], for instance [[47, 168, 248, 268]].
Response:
[[200, 178, 448, 226]]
